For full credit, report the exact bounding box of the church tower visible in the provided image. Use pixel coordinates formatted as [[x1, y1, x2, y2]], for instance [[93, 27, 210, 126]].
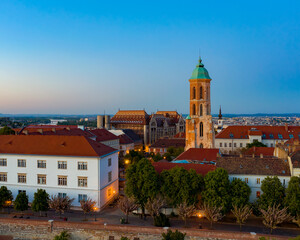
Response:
[[185, 57, 214, 150]]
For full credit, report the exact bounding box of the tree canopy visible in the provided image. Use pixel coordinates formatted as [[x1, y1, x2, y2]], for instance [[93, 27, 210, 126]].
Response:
[[230, 178, 251, 207], [0, 186, 13, 209], [258, 176, 285, 210], [0, 126, 15, 135], [31, 189, 49, 215], [246, 140, 267, 149], [125, 158, 159, 215], [284, 176, 300, 216], [14, 192, 28, 212], [160, 167, 203, 206], [202, 168, 231, 212]]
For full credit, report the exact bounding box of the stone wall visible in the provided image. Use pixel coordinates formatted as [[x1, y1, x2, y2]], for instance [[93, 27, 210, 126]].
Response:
[[0, 218, 289, 240]]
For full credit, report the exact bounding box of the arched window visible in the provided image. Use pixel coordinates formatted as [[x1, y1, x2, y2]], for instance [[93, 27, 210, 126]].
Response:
[[200, 104, 203, 116], [192, 104, 196, 115], [199, 143, 203, 148], [192, 87, 196, 99], [200, 122, 203, 137], [200, 86, 203, 99], [207, 104, 210, 115], [207, 86, 209, 100]]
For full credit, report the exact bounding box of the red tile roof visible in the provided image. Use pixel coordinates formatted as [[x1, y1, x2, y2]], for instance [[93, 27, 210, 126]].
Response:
[[244, 147, 275, 157], [0, 135, 116, 157], [89, 129, 119, 142], [150, 138, 185, 149], [175, 148, 219, 162], [173, 132, 186, 139], [118, 134, 134, 145], [24, 125, 78, 129], [216, 125, 300, 140], [20, 128, 94, 138], [111, 110, 150, 125], [152, 162, 216, 175]]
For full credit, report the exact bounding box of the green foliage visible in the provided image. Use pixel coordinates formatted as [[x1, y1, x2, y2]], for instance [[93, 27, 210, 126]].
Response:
[[202, 168, 231, 212], [152, 152, 163, 162], [160, 167, 203, 206], [289, 236, 300, 240], [258, 176, 285, 210], [0, 126, 15, 135], [125, 158, 159, 215], [246, 140, 267, 149], [14, 192, 28, 212], [53, 231, 70, 240], [154, 213, 170, 227], [124, 150, 144, 163], [120, 237, 131, 240], [230, 178, 251, 207], [0, 186, 13, 209], [161, 229, 186, 240], [31, 189, 49, 214], [284, 176, 300, 216]]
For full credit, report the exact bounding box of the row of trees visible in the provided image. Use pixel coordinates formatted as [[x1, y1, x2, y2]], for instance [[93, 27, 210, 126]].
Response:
[[123, 158, 300, 233], [0, 187, 96, 219]]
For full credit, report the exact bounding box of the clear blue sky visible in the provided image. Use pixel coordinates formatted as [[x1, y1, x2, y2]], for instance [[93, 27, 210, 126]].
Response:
[[0, 0, 299, 115]]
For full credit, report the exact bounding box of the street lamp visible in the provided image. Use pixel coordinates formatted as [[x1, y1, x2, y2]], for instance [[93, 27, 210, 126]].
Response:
[[93, 207, 98, 221]]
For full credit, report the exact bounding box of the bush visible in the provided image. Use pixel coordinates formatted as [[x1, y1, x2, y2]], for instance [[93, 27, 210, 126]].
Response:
[[53, 231, 70, 240], [161, 229, 186, 240], [121, 237, 131, 240], [154, 213, 170, 227]]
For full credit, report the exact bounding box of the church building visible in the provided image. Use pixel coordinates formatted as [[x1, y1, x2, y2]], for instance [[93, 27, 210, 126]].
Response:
[[185, 58, 214, 150]]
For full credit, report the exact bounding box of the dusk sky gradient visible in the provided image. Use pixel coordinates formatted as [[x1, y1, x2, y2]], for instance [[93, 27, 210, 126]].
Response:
[[0, 0, 300, 115]]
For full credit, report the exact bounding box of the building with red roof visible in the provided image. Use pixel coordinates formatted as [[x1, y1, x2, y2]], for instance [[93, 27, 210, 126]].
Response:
[[244, 147, 275, 157], [149, 138, 185, 154], [174, 148, 220, 164]]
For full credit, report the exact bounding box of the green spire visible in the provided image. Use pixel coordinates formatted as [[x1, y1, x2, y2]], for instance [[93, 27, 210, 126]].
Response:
[[190, 57, 211, 80], [186, 115, 191, 120]]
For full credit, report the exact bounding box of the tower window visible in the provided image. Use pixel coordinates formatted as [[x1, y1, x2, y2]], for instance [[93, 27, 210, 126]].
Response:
[[199, 143, 203, 148], [192, 104, 196, 115], [192, 87, 196, 99], [200, 104, 203, 116], [200, 86, 203, 99], [200, 122, 203, 137]]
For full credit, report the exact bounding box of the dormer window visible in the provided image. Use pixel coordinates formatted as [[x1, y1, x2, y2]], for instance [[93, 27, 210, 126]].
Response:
[[278, 134, 283, 139], [269, 134, 274, 139], [289, 134, 294, 139]]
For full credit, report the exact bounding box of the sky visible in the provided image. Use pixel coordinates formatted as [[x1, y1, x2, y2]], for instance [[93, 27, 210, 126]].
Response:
[[0, 0, 300, 115]]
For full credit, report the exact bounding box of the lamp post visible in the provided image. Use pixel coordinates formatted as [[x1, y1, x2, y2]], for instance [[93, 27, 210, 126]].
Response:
[[93, 207, 98, 221], [198, 212, 203, 229]]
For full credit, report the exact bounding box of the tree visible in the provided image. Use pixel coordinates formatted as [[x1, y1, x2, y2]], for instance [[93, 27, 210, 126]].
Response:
[[0, 186, 13, 211], [177, 201, 196, 227], [118, 196, 138, 224], [202, 202, 224, 229], [14, 192, 28, 214], [151, 152, 163, 162], [230, 178, 251, 207], [260, 204, 292, 234], [145, 195, 166, 221], [53, 231, 70, 240], [125, 158, 159, 218], [202, 168, 231, 212], [80, 198, 96, 220], [161, 230, 186, 240], [284, 176, 300, 217], [49, 195, 74, 217], [246, 140, 267, 149], [160, 167, 203, 207], [31, 189, 49, 216], [124, 150, 144, 163], [231, 204, 252, 231], [0, 126, 15, 135], [258, 176, 285, 210]]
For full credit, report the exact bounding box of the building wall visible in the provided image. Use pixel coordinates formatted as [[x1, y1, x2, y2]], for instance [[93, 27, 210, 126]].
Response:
[[229, 174, 290, 202], [0, 152, 118, 209], [100, 139, 120, 150]]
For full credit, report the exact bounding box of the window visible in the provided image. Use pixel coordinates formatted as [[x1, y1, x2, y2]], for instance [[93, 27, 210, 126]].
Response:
[[283, 179, 286, 185], [270, 143, 274, 147], [200, 104, 203, 116], [108, 188, 112, 197], [229, 133, 234, 138], [37, 174, 46, 185], [58, 176, 67, 186], [37, 160, 46, 168], [78, 177, 88, 187], [108, 171, 112, 182], [224, 143, 227, 147], [229, 143, 232, 147], [289, 134, 294, 139], [58, 161, 67, 169], [78, 194, 87, 202], [262, 134, 266, 139], [78, 162, 87, 170], [0, 159, 7, 166], [278, 134, 283, 139], [58, 193, 66, 198], [256, 178, 260, 184], [240, 143, 243, 147], [200, 122, 203, 137], [192, 87, 196, 99], [269, 134, 274, 139], [200, 86, 203, 99], [256, 191, 260, 198], [219, 143, 222, 147], [18, 159, 26, 167], [234, 143, 237, 148], [18, 190, 26, 194], [199, 143, 203, 148], [108, 158, 112, 167], [18, 174, 26, 183], [245, 178, 248, 183], [192, 104, 196, 115], [0, 172, 7, 182]]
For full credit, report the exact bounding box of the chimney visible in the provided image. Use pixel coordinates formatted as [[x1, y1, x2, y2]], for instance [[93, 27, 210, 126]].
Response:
[[37, 129, 43, 134], [260, 153, 264, 158]]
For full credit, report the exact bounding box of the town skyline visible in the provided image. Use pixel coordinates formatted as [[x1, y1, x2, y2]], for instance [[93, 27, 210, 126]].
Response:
[[1, 0, 300, 115]]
